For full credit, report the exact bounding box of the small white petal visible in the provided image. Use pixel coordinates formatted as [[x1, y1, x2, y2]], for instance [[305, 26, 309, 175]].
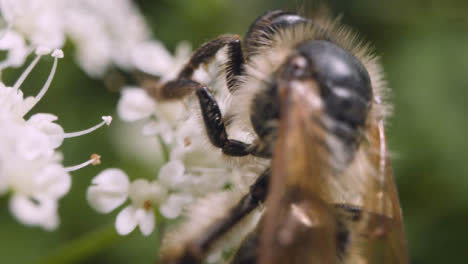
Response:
[[41, 210, 60, 231], [102, 116, 112, 126], [136, 208, 155, 236], [27, 113, 65, 148], [0, 31, 29, 67], [157, 101, 185, 123], [131, 41, 173, 76], [128, 179, 167, 206], [9, 195, 58, 229], [91, 168, 130, 189], [115, 206, 138, 235], [87, 168, 129, 213], [117, 88, 156, 122], [17, 126, 53, 160], [10, 195, 41, 226], [158, 160, 185, 188], [35, 46, 52, 55], [174, 41, 192, 62], [159, 194, 193, 219], [35, 164, 71, 199], [51, 49, 64, 58]]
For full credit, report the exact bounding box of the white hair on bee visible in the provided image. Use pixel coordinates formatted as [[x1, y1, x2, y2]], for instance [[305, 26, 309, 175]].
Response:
[[224, 13, 393, 220], [159, 190, 263, 259], [157, 9, 401, 263], [188, 46, 271, 173]]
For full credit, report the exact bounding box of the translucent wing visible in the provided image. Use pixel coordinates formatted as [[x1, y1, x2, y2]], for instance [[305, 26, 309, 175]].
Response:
[[256, 78, 409, 264], [259, 79, 339, 264], [352, 120, 409, 264]]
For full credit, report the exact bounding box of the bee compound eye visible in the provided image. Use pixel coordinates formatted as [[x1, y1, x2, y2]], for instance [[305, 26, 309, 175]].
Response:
[[297, 40, 372, 104], [296, 40, 372, 131]]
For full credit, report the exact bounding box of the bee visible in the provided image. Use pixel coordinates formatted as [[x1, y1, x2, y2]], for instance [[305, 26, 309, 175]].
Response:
[[142, 9, 409, 264]]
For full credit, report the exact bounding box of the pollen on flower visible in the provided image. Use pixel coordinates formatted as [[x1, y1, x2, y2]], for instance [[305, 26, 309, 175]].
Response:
[[65, 154, 102, 172], [51, 49, 64, 58], [143, 200, 152, 211], [102, 116, 112, 126], [91, 154, 101, 165], [184, 137, 191, 147]]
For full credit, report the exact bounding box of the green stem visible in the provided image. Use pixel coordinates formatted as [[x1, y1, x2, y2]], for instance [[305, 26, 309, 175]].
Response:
[[158, 135, 170, 163], [35, 223, 124, 264]]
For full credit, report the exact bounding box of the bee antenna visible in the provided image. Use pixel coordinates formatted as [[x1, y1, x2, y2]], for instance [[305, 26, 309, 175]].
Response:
[[295, 0, 306, 15]]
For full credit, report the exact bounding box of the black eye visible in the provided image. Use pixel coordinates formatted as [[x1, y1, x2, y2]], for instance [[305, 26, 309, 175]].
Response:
[[297, 40, 372, 130], [270, 13, 309, 29]]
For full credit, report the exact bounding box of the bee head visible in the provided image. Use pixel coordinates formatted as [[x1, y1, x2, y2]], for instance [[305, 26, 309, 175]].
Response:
[[287, 40, 373, 131]]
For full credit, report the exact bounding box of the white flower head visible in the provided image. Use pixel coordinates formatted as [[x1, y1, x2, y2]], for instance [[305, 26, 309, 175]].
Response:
[[117, 87, 156, 122], [117, 87, 185, 144], [9, 195, 59, 231], [132, 40, 192, 82], [0, 47, 111, 230], [0, 31, 29, 69], [27, 113, 65, 149], [87, 169, 169, 236], [115, 179, 167, 236], [87, 168, 130, 214]]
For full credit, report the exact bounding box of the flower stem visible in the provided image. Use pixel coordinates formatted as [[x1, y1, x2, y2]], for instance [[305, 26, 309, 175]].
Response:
[[35, 223, 124, 264], [158, 135, 170, 163]]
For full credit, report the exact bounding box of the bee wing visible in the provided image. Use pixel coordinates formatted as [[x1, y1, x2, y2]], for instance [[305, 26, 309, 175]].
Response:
[[353, 121, 409, 264], [259, 79, 339, 264]]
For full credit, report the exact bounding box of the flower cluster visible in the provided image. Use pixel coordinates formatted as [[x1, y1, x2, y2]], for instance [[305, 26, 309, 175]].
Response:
[[0, 0, 171, 77], [0, 0, 189, 232], [1, 2, 265, 257], [0, 45, 111, 230], [88, 52, 266, 237]]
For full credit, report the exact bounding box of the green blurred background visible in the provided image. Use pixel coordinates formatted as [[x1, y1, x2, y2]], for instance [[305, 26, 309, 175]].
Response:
[[1, 0, 467, 263]]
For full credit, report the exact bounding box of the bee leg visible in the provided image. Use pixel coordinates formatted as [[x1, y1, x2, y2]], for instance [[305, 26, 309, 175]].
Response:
[[164, 169, 270, 264], [196, 86, 253, 156], [146, 35, 245, 100], [229, 226, 261, 264], [229, 204, 364, 264], [333, 203, 363, 260]]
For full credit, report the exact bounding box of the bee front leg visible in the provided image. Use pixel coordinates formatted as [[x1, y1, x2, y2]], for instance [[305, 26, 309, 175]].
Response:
[[145, 35, 245, 100], [195, 86, 252, 156], [161, 169, 270, 264], [196, 86, 268, 157]]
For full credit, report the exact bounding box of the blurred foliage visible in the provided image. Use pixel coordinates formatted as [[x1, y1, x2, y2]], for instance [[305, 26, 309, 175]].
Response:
[[1, 0, 467, 263]]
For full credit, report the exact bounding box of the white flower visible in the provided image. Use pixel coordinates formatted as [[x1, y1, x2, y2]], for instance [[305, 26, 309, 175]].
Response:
[[0, 82, 33, 120], [0, 31, 29, 70], [64, 0, 151, 76], [9, 195, 59, 231], [0, 0, 65, 48], [87, 169, 168, 236], [159, 193, 193, 220], [117, 87, 185, 144], [87, 168, 130, 214], [116, 179, 167, 236], [0, 48, 110, 230], [132, 41, 192, 82], [0, 0, 157, 77], [0, 118, 70, 229], [159, 157, 230, 198], [117, 87, 156, 122], [26, 113, 65, 149]]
